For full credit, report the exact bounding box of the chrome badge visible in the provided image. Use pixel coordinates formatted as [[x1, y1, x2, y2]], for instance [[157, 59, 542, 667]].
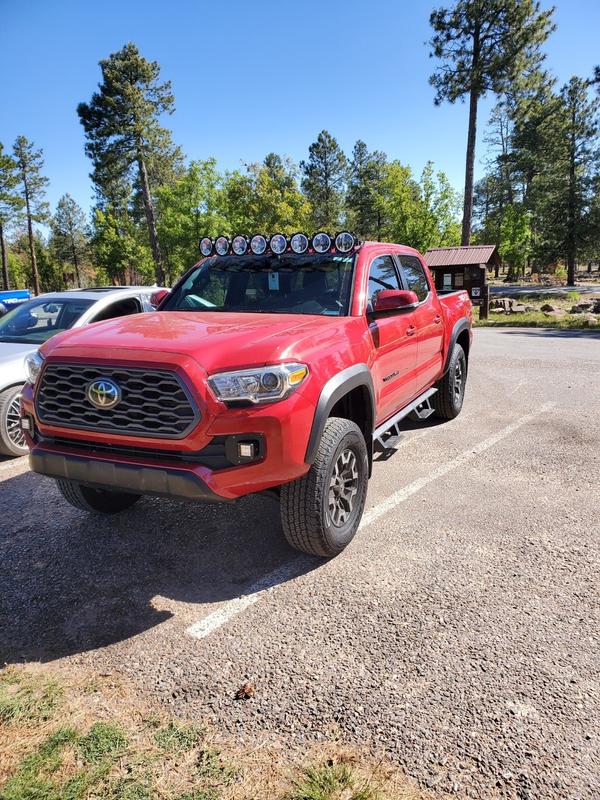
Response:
[[86, 378, 121, 410]]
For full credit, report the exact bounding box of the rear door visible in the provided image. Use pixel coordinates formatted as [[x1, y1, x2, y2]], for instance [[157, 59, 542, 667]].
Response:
[[398, 255, 444, 391], [366, 254, 418, 423]]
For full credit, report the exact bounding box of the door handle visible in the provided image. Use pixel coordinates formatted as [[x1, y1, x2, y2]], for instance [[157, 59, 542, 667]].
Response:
[[434, 315, 441, 324], [406, 325, 416, 336]]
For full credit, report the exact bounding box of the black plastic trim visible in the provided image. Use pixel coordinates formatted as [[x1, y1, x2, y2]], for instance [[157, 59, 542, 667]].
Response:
[[29, 448, 230, 503], [305, 363, 375, 464], [443, 318, 471, 375]]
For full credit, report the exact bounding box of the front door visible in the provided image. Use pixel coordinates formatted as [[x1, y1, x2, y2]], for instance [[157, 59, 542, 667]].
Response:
[[366, 254, 418, 424]]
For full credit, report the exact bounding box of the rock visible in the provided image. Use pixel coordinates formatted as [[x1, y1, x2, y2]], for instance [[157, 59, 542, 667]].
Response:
[[524, 305, 536, 312], [540, 303, 558, 312], [584, 314, 598, 326], [544, 310, 566, 318], [490, 308, 505, 314], [490, 297, 514, 312], [511, 305, 528, 313], [571, 303, 593, 313]]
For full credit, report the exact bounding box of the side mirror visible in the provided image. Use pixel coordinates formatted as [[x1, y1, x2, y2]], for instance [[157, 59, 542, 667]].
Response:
[[373, 289, 419, 312], [150, 289, 170, 308]]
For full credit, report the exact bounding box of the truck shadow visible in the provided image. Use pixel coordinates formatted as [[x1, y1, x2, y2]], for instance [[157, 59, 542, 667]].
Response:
[[0, 470, 321, 665]]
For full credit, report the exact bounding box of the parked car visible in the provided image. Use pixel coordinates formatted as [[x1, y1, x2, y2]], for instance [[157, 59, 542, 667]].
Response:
[[0, 286, 167, 456], [21, 234, 472, 557]]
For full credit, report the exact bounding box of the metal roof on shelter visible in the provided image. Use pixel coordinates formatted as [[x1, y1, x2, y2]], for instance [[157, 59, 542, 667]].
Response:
[[424, 245, 500, 267]]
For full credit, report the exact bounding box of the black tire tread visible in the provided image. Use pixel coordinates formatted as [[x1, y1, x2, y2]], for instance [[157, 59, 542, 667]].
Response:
[[56, 479, 140, 514], [432, 343, 466, 420], [280, 417, 367, 558]]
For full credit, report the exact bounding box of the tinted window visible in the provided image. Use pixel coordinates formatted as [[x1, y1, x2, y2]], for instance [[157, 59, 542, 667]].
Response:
[[399, 256, 429, 302], [367, 256, 400, 310], [163, 253, 355, 317], [91, 297, 141, 322], [0, 298, 94, 344]]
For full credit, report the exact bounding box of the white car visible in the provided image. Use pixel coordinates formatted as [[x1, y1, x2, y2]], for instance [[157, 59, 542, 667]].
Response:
[[0, 286, 168, 456]]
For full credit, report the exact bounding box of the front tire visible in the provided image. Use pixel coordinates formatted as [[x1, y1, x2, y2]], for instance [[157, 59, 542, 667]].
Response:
[[432, 343, 467, 420], [280, 417, 368, 557], [0, 385, 28, 457], [56, 479, 141, 514]]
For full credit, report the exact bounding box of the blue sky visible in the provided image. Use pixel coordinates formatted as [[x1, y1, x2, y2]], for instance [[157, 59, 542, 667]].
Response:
[[1, 0, 598, 217]]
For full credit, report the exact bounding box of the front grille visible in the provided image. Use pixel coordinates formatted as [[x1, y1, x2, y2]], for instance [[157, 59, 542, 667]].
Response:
[[36, 363, 200, 439]]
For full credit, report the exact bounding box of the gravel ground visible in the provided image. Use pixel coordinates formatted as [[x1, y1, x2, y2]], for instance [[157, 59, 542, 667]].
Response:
[[1, 327, 599, 799]]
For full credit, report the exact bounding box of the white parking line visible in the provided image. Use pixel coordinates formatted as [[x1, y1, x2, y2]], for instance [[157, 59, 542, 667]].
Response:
[[186, 402, 555, 640]]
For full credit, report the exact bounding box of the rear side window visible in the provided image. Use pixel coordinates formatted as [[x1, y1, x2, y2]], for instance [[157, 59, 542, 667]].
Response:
[[91, 297, 142, 323], [367, 255, 400, 310], [399, 256, 430, 302]]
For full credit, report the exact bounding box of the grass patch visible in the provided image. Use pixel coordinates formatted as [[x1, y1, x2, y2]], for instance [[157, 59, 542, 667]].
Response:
[[476, 311, 599, 329], [154, 720, 200, 753], [288, 761, 377, 800], [0, 667, 63, 725], [0, 665, 432, 800]]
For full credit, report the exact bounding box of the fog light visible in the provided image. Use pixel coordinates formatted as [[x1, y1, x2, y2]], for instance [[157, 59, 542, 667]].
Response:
[[239, 442, 255, 459]]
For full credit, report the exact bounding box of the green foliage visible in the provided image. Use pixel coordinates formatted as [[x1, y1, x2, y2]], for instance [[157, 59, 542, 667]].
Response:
[[346, 140, 387, 239], [499, 204, 532, 277], [92, 206, 154, 285], [77, 722, 128, 764], [196, 747, 237, 786], [50, 194, 89, 287], [153, 720, 200, 752], [287, 762, 377, 800], [301, 131, 346, 230], [12, 136, 50, 224], [0, 668, 63, 725]]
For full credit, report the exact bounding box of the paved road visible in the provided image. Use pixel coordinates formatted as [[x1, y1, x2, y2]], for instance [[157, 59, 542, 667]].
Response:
[[490, 283, 600, 296], [1, 328, 599, 799]]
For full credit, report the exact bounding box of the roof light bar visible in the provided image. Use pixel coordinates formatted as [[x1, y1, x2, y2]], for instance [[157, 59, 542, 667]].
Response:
[[270, 233, 287, 255], [200, 232, 359, 256], [200, 237, 213, 257], [312, 232, 332, 253]]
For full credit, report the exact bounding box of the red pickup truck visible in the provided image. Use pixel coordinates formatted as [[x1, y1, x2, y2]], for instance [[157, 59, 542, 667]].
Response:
[[20, 233, 472, 557]]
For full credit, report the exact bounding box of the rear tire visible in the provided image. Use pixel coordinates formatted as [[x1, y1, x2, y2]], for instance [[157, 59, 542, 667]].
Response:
[[56, 479, 140, 514], [0, 385, 28, 457], [280, 417, 368, 558], [432, 343, 467, 420]]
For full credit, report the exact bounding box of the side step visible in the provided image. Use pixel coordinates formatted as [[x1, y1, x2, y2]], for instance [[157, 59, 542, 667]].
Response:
[[373, 387, 437, 452]]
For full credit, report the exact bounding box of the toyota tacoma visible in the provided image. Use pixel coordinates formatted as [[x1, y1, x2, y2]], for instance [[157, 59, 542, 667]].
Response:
[[20, 232, 472, 557]]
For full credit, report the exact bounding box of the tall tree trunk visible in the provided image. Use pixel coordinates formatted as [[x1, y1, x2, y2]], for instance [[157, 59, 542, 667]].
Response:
[[70, 233, 81, 287], [137, 156, 165, 286], [461, 86, 479, 246], [566, 105, 577, 287], [0, 222, 9, 291], [23, 175, 41, 294]]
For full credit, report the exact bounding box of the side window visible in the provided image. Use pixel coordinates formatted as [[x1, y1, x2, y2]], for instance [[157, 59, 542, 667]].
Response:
[[367, 255, 400, 310], [399, 256, 430, 302], [91, 297, 142, 323]]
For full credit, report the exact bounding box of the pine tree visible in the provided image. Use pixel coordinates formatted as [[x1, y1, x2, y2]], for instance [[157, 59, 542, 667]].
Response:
[[51, 194, 89, 287], [78, 43, 182, 285], [429, 0, 554, 245], [301, 131, 347, 230], [346, 140, 387, 239], [12, 136, 49, 294], [0, 143, 25, 291]]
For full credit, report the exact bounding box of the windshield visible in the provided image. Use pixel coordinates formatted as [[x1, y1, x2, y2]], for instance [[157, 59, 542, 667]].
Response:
[[0, 297, 94, 344], [162, 253, 356, 316]]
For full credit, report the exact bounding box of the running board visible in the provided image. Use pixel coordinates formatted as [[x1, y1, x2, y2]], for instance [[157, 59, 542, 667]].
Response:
[[373, 388, 437, 452]]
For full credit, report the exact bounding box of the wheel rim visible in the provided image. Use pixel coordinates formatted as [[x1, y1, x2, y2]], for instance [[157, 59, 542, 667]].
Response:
[[453, 358, 464, 403], [328, 448, 359, 527], [5, 393, 26, 451]]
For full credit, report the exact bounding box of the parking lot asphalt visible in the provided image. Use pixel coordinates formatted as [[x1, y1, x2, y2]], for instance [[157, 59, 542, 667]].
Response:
[[1, 327, 599, 799]]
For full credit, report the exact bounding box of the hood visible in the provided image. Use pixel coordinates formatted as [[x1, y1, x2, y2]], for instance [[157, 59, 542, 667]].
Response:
[[0, 342, 33, 388], [41, 311, 349, 373]]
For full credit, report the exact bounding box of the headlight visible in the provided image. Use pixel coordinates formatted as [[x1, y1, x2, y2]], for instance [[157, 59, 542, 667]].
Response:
[[24, 351, 44, 385], [208, 363, 309, 404]]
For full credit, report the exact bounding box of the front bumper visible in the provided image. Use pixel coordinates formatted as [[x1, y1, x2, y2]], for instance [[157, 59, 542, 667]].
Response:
[[29, 448, 227, 502]]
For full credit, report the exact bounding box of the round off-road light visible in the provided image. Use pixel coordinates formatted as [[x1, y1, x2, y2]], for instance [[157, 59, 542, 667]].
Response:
[[250, 234, 267, 255], [335, 231, 355, 253], [261, 371, 281, 391], [200, 237, 213, 257], [215, 236, 230, 256], [270, 233, 287, 254], [290, 233, 309, 254], [312, 232, 331, 253], [232, 235, 248, 255]]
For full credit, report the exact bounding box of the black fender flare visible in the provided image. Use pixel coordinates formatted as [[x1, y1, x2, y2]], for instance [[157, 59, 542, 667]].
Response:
[[442, 318, 471, 375], [305, 363, 375, 465]]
